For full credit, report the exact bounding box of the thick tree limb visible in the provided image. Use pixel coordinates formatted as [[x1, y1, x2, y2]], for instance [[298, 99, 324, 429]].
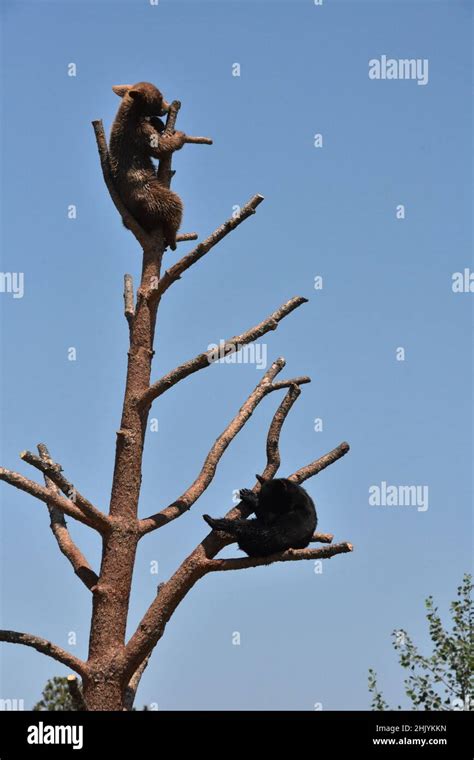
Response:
[[19, 450, 109, 532], [204, 542, 353, 572], [67, 675, 87, 711], [37, 444, 99, 591], [139, 359, 310, 534], [0, 467, 102, 529], [156, 194, 265, 296], [0, 631, 87, 676], [138, 296, 308, 409]]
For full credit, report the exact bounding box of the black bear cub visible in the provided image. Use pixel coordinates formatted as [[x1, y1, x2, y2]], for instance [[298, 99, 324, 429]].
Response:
[[203, 476, 317, 557]]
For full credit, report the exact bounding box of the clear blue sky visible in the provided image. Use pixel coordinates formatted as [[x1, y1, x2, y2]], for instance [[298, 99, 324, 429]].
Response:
[[0, 0, 472, 710]]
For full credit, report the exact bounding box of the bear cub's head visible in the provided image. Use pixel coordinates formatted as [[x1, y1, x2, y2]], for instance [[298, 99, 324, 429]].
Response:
[[112, 81, 170, 117], [256, 475, 303, 502], [255, 474, 315, 515]]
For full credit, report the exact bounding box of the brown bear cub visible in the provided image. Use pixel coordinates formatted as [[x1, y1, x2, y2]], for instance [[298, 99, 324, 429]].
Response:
[[109, 82, 186, 250]]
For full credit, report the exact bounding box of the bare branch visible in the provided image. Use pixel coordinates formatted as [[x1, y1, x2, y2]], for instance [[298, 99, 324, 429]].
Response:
[[164, 100, 180, 134], [37, 444, 99, 591], [204, 542, 353, 572], [47, 510, 99, 589], [0, 467, 102, 530], [184, 136, 213, 145], [123, 652, 152, 711], [139, 359, 309, 534], [67, 675, 87, 711], [176, 232, 198, 243], [92, 119, 160, 252], [156, 100, 181, 186], [271, 376, 311, 391], [123, 274, 134, 326], [311, 532, 334, 544], [290, 441, 351, 484], [264, 384, 301, 476], [138, 296, 308, 409], [19, 450, 109, 532], [156, 193, 265, 295], [0, 630, 87, 676]]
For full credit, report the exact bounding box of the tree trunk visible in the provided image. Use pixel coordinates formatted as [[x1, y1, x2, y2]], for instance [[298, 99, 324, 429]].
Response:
[[82, 671, 125, 711], [85, 244, 164, 710]]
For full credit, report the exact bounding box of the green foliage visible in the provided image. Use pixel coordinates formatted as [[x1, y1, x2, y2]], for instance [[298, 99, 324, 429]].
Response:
[[33, 677, 78, 711], [369, 574, 473, 711], [368, 668, 389, 711]]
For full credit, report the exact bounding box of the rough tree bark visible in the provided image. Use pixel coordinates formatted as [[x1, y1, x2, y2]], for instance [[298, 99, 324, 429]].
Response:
[[0, 96, 353, 710]]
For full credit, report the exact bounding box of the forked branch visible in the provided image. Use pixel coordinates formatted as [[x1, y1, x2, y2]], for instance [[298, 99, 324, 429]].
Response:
[[20, 449, 108, 531], [37, 444, 99, 591], [0, 467, 103, 530]]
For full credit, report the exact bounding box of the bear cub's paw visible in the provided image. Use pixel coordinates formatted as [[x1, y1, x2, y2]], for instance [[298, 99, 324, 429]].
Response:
[[239, 488, 257, 502]]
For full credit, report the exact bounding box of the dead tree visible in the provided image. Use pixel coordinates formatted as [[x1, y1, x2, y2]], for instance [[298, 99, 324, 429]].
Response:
[[0, 97, 353, 711]]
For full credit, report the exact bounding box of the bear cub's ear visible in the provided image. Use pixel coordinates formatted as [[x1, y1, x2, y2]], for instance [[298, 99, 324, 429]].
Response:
[[112, 84, 132, 98], [128, 89, 144, 101]]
